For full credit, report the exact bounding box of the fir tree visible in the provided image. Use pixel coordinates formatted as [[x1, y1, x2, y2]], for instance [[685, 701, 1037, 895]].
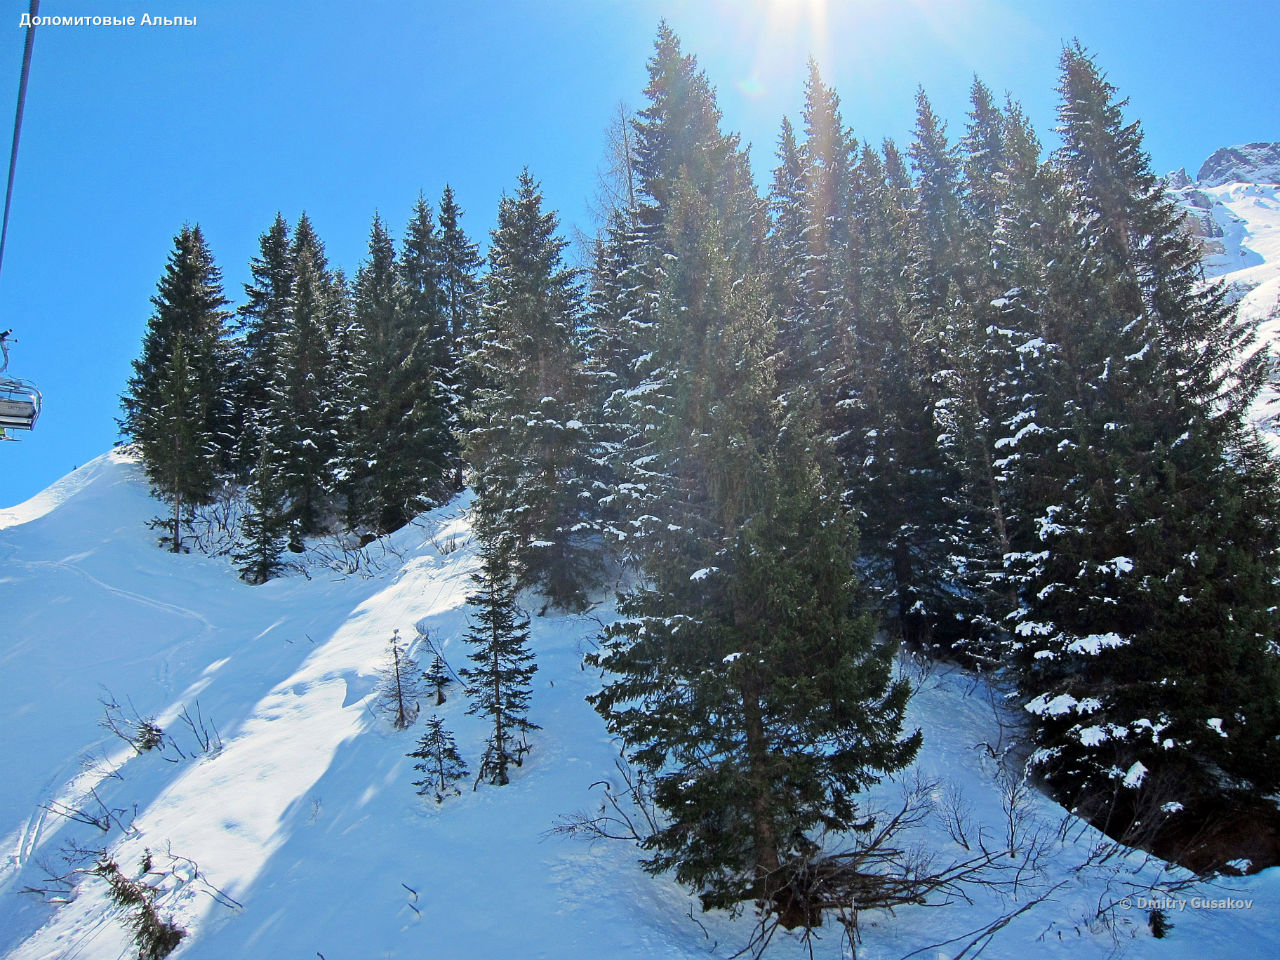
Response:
[[435, 185, 484, 461], [931, 92, 1051, 660], [590, 410, 919, 928], [259, 213, 348, 544], [594, 36, 918, 927], [409, 716, 469, 803], [959, 77, 1009, 237], [232, 444, 289, 584], [121, 224, 233, 553], [435, 185, 483, 354], [342, 210, 453, 534], [460, 535, 538, 786], [399, 196, 448, 379], [232, 213, 293, 471], [423, 652, 453, 706], [820, 125, 960, 649], [765, 115, 811, 383], [610, 25, 769, 579], [467, 169, 596, 609], [994, 46, 1280, 826], [584, 207, 653, 404]]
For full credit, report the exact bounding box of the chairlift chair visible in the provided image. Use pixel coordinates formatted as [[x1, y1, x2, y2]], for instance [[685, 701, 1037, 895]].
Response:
[[0, 332, 40, 437], [0, 374, 40, 435]]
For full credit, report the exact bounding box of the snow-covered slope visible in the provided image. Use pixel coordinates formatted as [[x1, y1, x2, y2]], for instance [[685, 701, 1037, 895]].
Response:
[[2, 451, 1278, 959], [1168, 144, 1280, 428]]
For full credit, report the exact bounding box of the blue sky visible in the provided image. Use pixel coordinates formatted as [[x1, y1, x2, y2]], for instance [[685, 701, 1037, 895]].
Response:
[[1, 0, 1276, 506]]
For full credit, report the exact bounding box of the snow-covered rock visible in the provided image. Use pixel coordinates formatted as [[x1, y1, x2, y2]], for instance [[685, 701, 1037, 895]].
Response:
[[1197, 142, 1280, 188]]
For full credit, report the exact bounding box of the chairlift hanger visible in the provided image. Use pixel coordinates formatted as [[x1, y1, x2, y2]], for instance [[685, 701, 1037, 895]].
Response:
[[0, 329, 40, 437], [0, 2, 41, 442]]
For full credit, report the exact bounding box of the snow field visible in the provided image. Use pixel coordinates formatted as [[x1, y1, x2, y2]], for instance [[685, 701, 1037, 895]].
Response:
[[0, 451, 1277, 958]]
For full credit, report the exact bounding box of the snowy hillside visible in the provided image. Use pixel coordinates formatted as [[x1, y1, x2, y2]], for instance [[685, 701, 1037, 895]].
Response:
[[2, 451, 1278, 959], [1168, 145, 1280, 428]]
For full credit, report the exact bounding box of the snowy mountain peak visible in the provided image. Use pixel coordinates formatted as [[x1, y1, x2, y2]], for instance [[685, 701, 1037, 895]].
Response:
[[1197, 142, 1280, 187]]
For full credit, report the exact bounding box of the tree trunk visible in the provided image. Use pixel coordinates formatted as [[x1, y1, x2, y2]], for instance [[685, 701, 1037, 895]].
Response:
[[738, 654, 820, 929], [491, 613, 507, 785], [172, 489, 182, 554]]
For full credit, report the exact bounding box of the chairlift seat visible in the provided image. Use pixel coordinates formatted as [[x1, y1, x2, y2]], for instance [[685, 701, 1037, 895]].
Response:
[[0, 378, 40, 430]]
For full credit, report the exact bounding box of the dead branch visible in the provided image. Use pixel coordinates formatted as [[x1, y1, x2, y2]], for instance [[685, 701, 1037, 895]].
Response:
[[550, 757, 660, 844]]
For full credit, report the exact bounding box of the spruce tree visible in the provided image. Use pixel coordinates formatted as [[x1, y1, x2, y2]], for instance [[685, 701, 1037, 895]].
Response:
[[583, 205, 655, 555], [259, 213, 347, 544], [341, 211, 453, 534], [399, 196, 448, 380], [765, 115, 809, 377], [233, 444, 289, 584], [232, 213, 293, 472], [409, 716, 469, 803], [435, 185, 483, 354], [817, 124, 958, 649], [435, 185, 484, 464], [997, 46, 1280, 825], [460, 534, 538, 786], [611, 25, 768, 576], [929, 92, 1054, 661], [423, 653, 452, 706], [467, 169, 596, 609], [593, 33, 918, 928], [121, 224, 233, 553], [590, 409, 919, 927]]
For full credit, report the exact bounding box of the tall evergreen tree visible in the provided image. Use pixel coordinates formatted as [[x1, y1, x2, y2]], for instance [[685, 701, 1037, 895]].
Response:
[[959, 77, 1009, 237], [460, 534, 538, 786], [996, 46, 1280, 826], [259, 213, 348, 543], [232, 213, 293, 472], [467, 169, 596, 609], [435, 185, 483, 353], [813, 119, 961, 649], [341, 211, 453, 534], [611, 26, 769, 574], [121, 224, 233, 553], [932, 94, 1051, 659], [435, 185, 484, 464], [593, 32, 919, 928], [590, 409, 919, 928], [765, 115, 810, 375], [399, 196, 449, 379]]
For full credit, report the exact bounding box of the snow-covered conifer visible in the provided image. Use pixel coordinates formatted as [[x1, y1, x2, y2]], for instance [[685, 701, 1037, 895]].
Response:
[[257, 213, 348, 544], [409, 716, 468, 803], [121, 224, 234, 553], [467, 169, 597, 609], [460, 535, 538, 786]]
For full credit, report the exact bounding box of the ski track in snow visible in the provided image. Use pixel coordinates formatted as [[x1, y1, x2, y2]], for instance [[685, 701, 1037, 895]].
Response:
[[20, 559, 216, 632]]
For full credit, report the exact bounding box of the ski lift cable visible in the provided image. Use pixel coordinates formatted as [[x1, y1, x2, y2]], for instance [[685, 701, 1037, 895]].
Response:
[[0, 0, 38, 283]]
